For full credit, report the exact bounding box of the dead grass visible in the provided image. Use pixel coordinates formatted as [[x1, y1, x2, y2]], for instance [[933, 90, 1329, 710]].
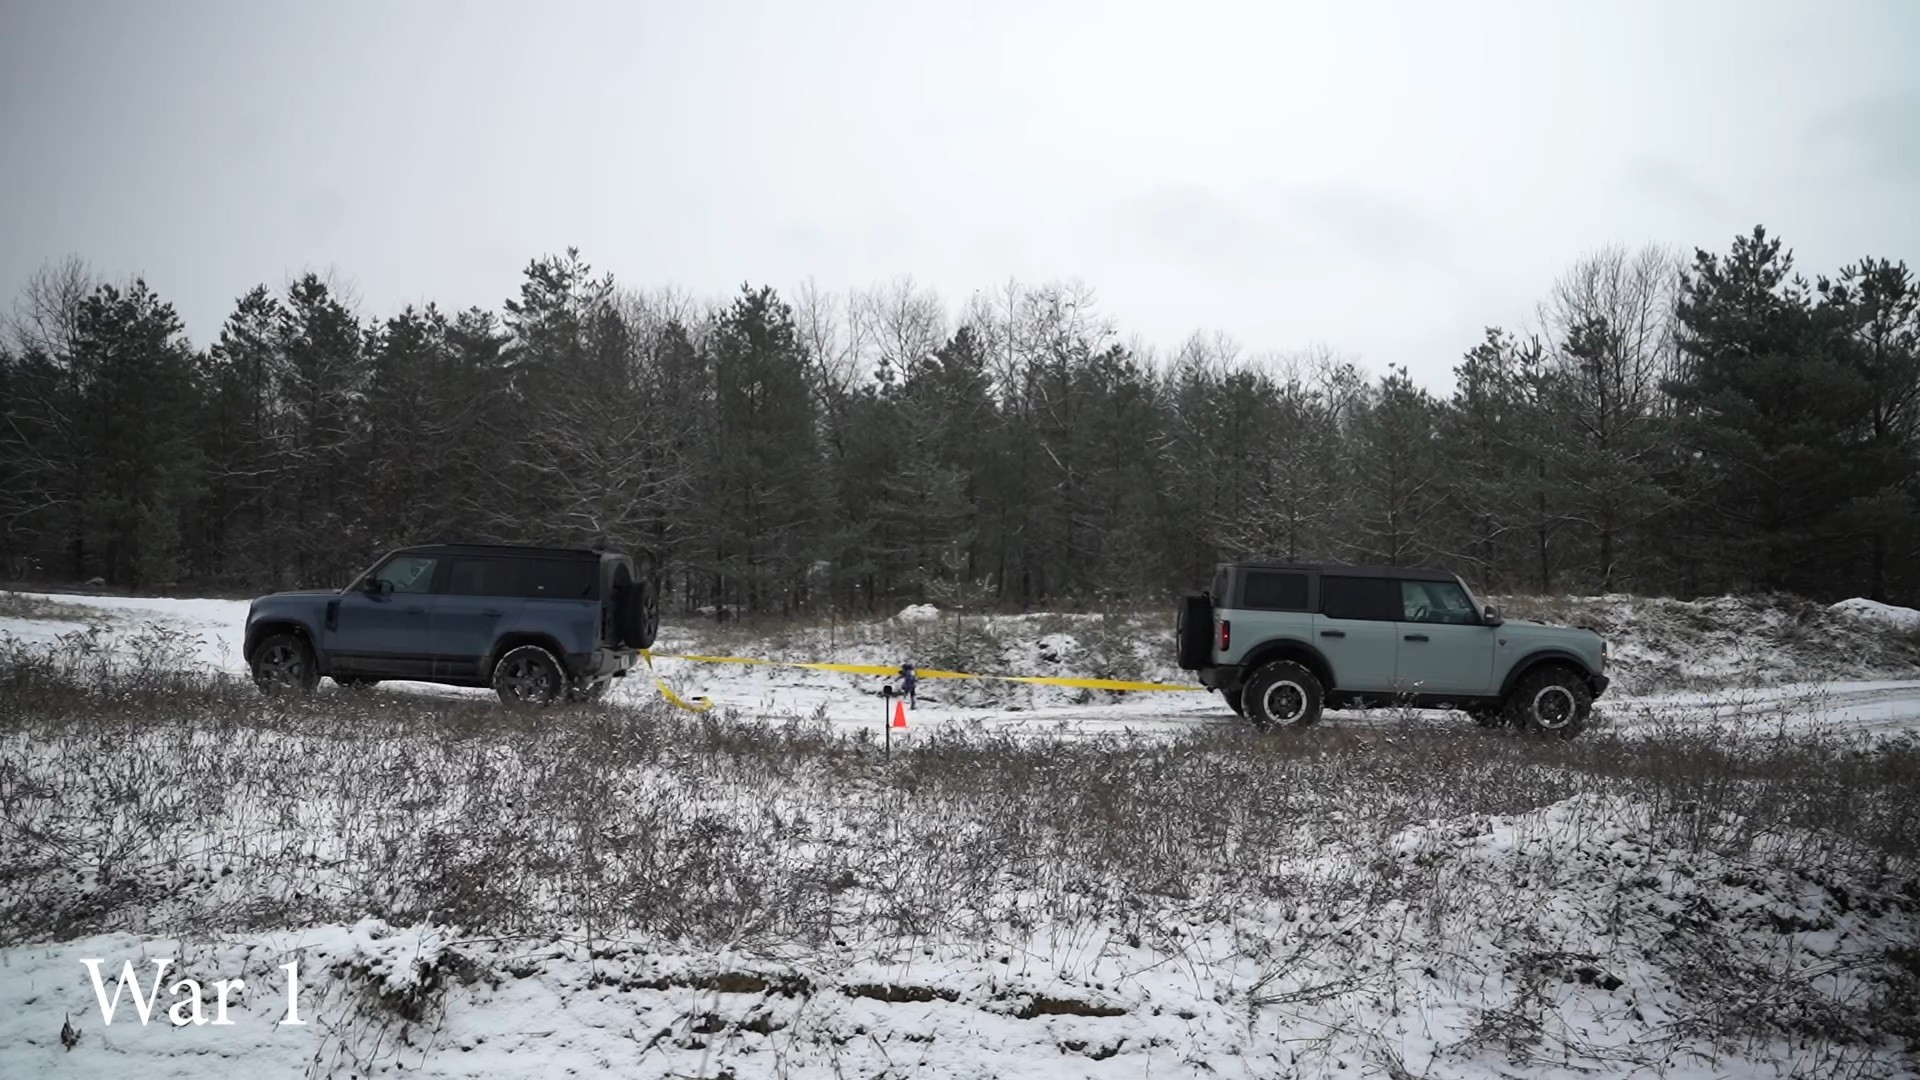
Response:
[[2, 625, 1917, 1072], [0, 591, 107, 624]]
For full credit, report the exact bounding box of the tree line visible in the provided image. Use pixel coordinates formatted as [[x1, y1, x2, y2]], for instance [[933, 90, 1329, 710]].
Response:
[[2, 226, 1916, 613]]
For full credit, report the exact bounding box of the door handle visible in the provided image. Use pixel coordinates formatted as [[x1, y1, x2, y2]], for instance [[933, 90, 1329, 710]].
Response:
[[1404, 634, 1429, 642], [1320, 630, 1346, 638]]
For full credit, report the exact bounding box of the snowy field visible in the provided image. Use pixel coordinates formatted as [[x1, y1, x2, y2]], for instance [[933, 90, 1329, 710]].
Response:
[[3, 589, 1919, 1078], [5, 588, 1920, 738]]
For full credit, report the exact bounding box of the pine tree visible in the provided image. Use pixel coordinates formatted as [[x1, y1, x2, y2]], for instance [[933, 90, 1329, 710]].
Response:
[[1665, 227, 1868, 595]]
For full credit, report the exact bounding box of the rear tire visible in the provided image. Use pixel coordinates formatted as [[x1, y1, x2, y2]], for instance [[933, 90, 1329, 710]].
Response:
[[493, 645, 565, 707], [1242, 660, 1324, 730], [1505, 666, 1592, 739], [251, 633, 319, 696]]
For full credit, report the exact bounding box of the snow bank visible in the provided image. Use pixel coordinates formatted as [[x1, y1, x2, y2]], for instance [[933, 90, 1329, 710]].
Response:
[[1831, 597, 1920, 631], [1501, 592, 1920, 694]]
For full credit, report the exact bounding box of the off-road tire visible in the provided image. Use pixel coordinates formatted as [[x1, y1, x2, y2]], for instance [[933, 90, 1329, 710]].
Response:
[[1176, 593, 1214, 670], [614, 577, 659, 650], [1505, 665, 1592, 739], [1241, 660, 1325, 730], [251, 633, 319, 696], [493, 645, 565, 707]]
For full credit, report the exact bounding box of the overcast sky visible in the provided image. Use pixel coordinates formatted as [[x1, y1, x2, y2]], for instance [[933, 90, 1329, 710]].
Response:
[[2, 0, 1915, 391]]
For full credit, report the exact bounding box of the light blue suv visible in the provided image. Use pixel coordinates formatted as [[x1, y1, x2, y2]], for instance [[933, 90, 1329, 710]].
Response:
[[1176, 562, 1610, 736], [244, 544, 658, 705]]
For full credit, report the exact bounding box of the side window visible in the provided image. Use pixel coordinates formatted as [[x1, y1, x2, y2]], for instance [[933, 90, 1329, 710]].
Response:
[[1401, 581, 1480, 624], [444, 557, 525, 597], [1319, 576, 1400, 622], [1241, 571, 1309, 611], [520, 559, 597, 600], [374, 556, 438, 594]]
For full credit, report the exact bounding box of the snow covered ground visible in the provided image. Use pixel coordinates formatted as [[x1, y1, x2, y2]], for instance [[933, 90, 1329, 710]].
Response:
[[5, 588, 1920, 739], [4, 589, 1919, 1078], [6, 793, 1916, 1079]]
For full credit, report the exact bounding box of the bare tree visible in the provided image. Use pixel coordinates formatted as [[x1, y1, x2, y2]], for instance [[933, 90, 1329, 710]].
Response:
[[1534, 243, 1686, 589], [861, 274, 945, 385], [7, 255, 95, 358]]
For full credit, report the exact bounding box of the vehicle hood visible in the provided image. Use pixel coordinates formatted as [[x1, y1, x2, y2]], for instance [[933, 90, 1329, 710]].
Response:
[[1501, 618, 1605, 648], [247, 590, 338, 618]]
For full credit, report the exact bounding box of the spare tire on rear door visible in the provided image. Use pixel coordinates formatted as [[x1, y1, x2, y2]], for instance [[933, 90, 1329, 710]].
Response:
[[1176, 592, 1214, 670], [613, 573, 659, 649]]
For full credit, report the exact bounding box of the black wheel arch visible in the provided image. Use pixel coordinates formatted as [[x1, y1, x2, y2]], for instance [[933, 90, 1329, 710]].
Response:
[[246, 619, 325, 670], [1237, 638, 1336, 693], [486, 633, 572, 681], [1500, 649, 1597, 697]]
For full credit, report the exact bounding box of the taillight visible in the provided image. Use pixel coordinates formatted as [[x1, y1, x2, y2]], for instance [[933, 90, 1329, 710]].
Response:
[[1217, 619, 1231, 651]]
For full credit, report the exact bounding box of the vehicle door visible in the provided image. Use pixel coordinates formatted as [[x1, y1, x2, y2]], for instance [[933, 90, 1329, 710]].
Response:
[[329, 554, 440, 678], [431, 556, 528, 679], [1311, 575, 1400, 695], [1393, 579, 1497, 696]]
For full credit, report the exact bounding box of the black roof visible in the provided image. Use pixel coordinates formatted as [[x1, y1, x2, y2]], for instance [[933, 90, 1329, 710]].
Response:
[[394, 543, 608, 560], [1221, 561, 1457, 583]]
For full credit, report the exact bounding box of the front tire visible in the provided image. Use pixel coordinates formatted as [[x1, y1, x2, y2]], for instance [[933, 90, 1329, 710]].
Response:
[[1505, 666, 1592, 739], [1242, 661, 1325, 729], [493, 645, 565, 707], [251, 633, 319, 696]]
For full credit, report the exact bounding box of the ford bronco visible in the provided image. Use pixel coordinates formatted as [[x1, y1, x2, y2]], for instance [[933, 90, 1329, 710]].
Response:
[[1177, 562, 1609, 737]]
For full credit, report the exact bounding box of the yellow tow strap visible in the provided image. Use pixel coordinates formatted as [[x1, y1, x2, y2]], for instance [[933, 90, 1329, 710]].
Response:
[[639, 649, 716, 713], [638, 649, 1204, 711]]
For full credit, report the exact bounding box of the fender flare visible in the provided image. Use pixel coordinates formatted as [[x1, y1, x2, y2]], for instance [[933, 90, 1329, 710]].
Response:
[[485, 633, 573, 682], [245, 618, 325, 668], [1500, 649, 1596, 697], [1236, 638, 1337, 692]]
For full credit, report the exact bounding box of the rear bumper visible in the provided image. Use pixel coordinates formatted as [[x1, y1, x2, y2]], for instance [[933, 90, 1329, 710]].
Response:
[[569, 647, 637, 680], [1197, 665, 1241, 691]]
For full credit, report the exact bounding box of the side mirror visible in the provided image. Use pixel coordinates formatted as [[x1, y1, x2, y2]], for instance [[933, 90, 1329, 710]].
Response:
[[1483, 604, 1503, 626], [363, 578, 393, 596]]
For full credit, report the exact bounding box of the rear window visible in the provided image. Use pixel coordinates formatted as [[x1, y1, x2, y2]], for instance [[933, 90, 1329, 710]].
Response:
[[1320, 576, 1401, 622], [521, 558, 597, 600], [1240, 570, 1309, 611]]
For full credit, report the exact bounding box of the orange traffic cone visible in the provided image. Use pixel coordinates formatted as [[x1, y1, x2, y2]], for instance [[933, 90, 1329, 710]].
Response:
[[892, 699, 908, 728]]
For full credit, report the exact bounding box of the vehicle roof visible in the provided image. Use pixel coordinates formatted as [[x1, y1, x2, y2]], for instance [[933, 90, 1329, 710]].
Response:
[[1220, 561, 1457, 583], [392, 543, 615, 561]]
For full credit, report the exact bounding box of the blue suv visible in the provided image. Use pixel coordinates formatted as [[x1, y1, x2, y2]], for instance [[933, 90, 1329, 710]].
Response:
[[244, 544, 658, 705]]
